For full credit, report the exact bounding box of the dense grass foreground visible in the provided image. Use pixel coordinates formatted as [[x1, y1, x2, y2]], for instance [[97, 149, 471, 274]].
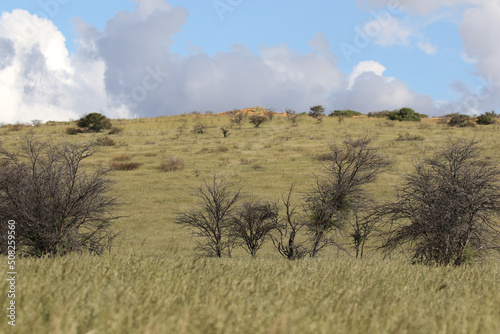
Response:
[[1, 254, 499, 334]]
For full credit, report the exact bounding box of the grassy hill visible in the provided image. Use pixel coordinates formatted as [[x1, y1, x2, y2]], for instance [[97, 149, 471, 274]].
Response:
[[1, 113, 499, 333]]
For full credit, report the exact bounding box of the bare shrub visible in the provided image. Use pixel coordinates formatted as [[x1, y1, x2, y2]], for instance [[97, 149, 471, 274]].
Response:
[[112, 154, 132, 161], [220, 127, 231, 138], [176, 175, 242, 257], [67, 127, 84, 135], [378, 138, 500, 265], [193, 124, 207, 134], [285, 108, 299, 125], [110, 161, 142, 171], [0, 136, 119, 257], [160, 156, 184, 172], [249, 114, 268, 128], [304, 135, 392, 257], [270, 185, 308, 260], [229, 109, 246, 126], [230, 199, 278, 257], [217, 146, 229, 152], [95, 137, 116, 146], [108, 127, 123, 135], [395, 133, 424, 141]]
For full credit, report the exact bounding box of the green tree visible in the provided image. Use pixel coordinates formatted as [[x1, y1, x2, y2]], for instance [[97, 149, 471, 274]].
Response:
[[308, 105, 325, 119], [77, 113, 112, 132]]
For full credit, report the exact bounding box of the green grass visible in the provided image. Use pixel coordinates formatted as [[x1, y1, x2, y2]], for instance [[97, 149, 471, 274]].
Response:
[[1, 114, 500, 333]]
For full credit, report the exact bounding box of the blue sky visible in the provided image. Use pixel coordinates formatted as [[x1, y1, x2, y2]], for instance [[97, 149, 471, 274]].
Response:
[[1, 0, 499, 122]]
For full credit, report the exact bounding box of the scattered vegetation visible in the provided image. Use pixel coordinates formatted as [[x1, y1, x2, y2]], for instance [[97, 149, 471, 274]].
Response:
[[395, 133, 424, 141]]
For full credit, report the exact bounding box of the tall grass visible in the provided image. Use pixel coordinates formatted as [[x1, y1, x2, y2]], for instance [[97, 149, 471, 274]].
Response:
[[1, 254, 499, 334]]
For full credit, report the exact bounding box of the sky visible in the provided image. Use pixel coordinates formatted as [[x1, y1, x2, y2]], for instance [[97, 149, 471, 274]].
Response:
[[0, 0, 499, 123]]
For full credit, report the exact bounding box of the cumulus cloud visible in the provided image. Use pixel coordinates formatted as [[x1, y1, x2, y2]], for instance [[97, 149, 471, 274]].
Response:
[[456, 0, 500, 113], [336, 60, 440, 114], [2, 0, 477, 123], [0, 9, 133, 123]]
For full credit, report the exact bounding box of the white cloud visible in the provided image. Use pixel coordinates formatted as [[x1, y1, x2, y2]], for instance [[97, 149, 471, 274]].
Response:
[[363, 17, 412, 46], [348, 60, 386, 90], [357, 0, 481, 15], [457, 0, 500, 113], [337, 60, 440, 114], [0, 9, 134, 123], [417, 42, 438, 55]]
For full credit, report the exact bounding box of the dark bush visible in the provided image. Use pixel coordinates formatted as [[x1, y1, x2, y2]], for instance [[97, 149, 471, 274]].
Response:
[[378, 138, 500, 265], [249, 114, 268, 128], [476, 111, 497, 125], [193, 124, 207, 134], [77, 113, 112, 132], [447, 113, 475, 127], [388, 108, 426, 121], [0, 137, 118, 257], [329, 109, 363, 117], [110, 161, 142, 171]]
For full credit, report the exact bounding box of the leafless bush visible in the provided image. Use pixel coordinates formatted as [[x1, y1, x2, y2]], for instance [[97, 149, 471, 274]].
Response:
[[270, 185, 308, 260], [160, 156, 184, 172], [95, 136, 116, 146], [112, 154, 132, 161], [378, 138, 500, 265], [0, 136, 119, 257], [229, 109, 246, 126], [108, 127, 123, 135], [304, 135, 392, 257], [193, 124, 207, 134], [110, 161, 142, 171], [264, 108, 275, 121], [285, 108, 299, 125], [395, 133, 424, 141], [176, 175, 242, 257], [230, 199, 278, 257]]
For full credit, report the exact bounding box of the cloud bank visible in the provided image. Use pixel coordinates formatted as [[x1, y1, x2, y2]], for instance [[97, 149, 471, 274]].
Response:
[[0, 0, 498, 122]]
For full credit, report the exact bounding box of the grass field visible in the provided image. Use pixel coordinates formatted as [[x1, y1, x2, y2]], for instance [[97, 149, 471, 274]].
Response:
[[1, 114, 500, 333]]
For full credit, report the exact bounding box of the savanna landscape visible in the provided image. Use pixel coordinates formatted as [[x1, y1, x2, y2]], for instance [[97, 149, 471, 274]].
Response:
[[1, 109, 500, 334]]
